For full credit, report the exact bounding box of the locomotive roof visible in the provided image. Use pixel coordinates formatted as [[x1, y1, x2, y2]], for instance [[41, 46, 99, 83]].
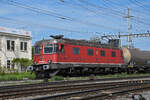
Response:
[[35, 38, 120, 49]]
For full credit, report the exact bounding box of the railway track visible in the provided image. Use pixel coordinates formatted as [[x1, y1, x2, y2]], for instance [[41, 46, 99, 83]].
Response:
[[1, 75, 150, 90], [0, 76, 150, 99], [0, 81, 133, 99], [31, 80, 150, 100]]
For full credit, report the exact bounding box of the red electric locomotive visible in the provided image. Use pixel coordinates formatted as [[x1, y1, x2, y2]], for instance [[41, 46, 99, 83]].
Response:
[[31, 35, 128, 78]]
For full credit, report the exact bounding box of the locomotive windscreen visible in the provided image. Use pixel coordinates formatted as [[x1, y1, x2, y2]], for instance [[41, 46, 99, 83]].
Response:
[[44, 44, 59, 54], [44, 44, 53, 53]]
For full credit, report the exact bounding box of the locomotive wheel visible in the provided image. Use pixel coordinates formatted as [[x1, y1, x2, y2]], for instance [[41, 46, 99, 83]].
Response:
[[127, 68, 135, 74]]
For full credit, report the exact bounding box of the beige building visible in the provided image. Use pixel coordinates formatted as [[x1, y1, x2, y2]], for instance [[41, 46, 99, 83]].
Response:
[[0, 27, 32, 71]]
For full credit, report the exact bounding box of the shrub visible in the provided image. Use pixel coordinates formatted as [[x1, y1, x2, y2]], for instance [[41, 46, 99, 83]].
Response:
[[0, 67, 6, 75], [51, 76, 64, 81], [0, 72, 35, 81]]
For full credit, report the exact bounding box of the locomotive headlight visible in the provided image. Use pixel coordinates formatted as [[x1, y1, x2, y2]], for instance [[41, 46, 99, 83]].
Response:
[[43, 65, 50, 70], [27, 66, 33, 71]]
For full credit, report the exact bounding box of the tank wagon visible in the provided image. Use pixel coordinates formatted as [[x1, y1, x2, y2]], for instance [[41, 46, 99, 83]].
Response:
[[29, 35, 150, 78], [123, 48, 150, 72]]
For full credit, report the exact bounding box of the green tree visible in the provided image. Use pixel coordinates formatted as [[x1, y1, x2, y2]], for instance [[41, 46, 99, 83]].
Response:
[[12, 58, 33, 68]]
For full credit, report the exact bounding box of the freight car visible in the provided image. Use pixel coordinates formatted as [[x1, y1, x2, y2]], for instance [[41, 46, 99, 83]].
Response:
[[29, 35, 150, 78]]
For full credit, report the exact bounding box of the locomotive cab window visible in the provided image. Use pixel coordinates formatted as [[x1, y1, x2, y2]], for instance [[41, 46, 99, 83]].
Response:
[[34, 46, 41, 54], [54, 44, 59, 53], [44, 44, 53, 54], [100, 50, 105, 56], [88, 49, 93, 56], [73, 47, 80, 55], [111, 51, 116, 57]]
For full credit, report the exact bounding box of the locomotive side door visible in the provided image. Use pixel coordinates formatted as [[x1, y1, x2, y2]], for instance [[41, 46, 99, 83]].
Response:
[[58, 44, 65, 62], [95, 49, 99, 62]]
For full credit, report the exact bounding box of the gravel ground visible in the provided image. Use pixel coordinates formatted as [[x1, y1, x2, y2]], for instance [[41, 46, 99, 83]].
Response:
[[12, 91, 150, 100], [114, 90, 150, 100]]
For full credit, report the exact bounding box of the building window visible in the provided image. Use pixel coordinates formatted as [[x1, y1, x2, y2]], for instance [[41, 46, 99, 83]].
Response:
[[7, 40, 10, 50], [88, 49, 93, 56], [20, 42, 27, 51], [0, 40, 1, 50], [20, 42, 23, 50], [111, 51, 116, 57], [100, 50, 105, 56], [24, 42, 27, 51], [11, 41, 15, 51], [73, 47, 80, 55], [7, 60, 11, 69], [7, 40, 15, 51]]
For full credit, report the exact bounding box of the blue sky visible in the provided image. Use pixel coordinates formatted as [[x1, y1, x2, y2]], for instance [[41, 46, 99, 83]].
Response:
[[0, 0, 150, 50]]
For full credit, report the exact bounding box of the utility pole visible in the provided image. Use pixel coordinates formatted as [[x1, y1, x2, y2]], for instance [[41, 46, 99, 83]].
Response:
[[124, 8, 134, 48]]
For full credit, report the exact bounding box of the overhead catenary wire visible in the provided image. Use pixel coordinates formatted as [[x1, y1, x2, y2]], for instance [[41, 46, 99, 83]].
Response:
[[57, 0, 127, 29], [0, 0, 150, 37], [76, 0, 150, 30], [125, 0, 150, 26], [77, 0, 125, 17], [54, 0, 150, 40], [1, 0, 149, 33], [75, 0, 150, 35], [0, 16, 96, 34], [0, 0, 123, 32], [62, 0, 122, 17], [101, 0, 150, 22], [0, 16, 103, 41], [130, 0, 150, 12], [100, 0, 150, 25], [57, 0, 131, 35], [101, 0, 128, 12], [104, 0, 150, 29]]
